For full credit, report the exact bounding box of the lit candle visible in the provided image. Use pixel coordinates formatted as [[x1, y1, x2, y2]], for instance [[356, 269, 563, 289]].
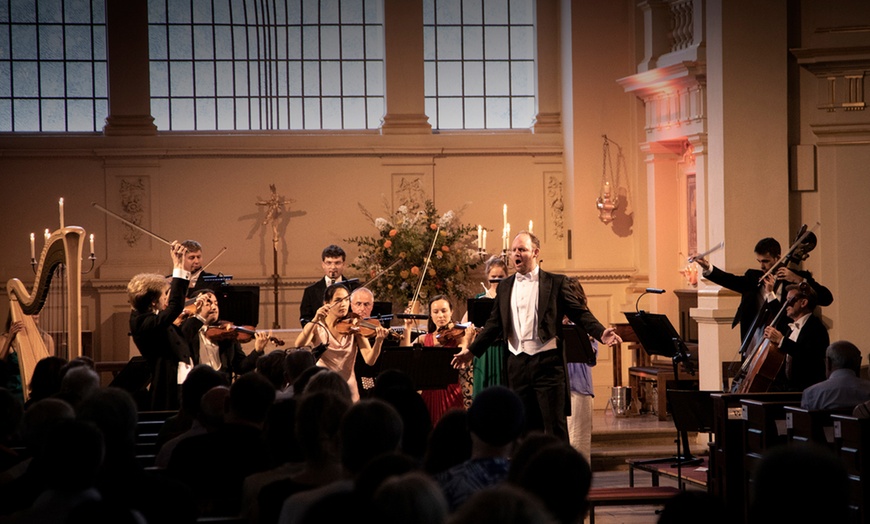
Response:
[[44, 229, 50, 241], [482, 229, 487, 252], [505, 223, 511, 249], [529, 220, 533, 234], [59, 198, 64, 228], [89, 234, 95, 255], [30, 233, 35, 259], [477, 225, 482, 249]]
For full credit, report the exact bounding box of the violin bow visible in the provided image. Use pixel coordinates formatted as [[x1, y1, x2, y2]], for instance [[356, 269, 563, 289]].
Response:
[[410, 226, 441, 309], [687, 241, 724, 263], [92, 202, 172, 245], [757, 221, 820, 284], [190, 246, 228, 285]]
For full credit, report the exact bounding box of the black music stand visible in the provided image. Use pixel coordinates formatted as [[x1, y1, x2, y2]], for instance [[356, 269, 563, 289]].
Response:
[[624, 312, 700, 469], [666, 383, 714, 487], [215, 285, 260, 327], [466, 297, 495, 328], [376, 346, 458, 390]]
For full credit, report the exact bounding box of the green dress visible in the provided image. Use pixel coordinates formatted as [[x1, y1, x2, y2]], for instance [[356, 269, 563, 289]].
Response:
[[471, 292, 507, 397]]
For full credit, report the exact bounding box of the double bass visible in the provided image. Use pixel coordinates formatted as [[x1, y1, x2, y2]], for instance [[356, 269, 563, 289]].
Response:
[[728, 225, 818, 393]]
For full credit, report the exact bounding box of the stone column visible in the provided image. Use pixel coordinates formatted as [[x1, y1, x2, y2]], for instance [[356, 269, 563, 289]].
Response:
[[103, 0, 157, 135], [380, 0, 431, 134]]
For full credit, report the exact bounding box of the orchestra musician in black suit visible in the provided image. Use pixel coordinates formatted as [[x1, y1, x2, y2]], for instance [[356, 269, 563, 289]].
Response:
[[451, 231, 622, 441], [180, 239, 224, 297], [128, 241, 194, 411], [693, 237, 832, 342], [299, 244, 357, 326]]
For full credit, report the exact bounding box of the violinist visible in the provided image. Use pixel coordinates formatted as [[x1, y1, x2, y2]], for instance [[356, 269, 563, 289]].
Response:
[[402, 295, 472, 424], [180, 289, 269, 383], [294, 283, 389, 402], [692, 237, 833, 341], [762, 284, 829, 391], [179, 240, 223, 297], [128, 240, 195, 410]]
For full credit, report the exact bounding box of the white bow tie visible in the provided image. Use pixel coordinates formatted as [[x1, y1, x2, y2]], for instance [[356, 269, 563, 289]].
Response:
[[788, 322, 800, 332], [516, 273, 533, 282]]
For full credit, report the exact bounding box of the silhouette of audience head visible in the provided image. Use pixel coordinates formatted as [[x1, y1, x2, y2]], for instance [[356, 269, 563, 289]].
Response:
[[0, 387, 23, 445], [304, 369, 352, 401], [199, 385, 230, 429], [749, 442, 849, 524], [467, 386, 525, 448], [256, 350, 287, 390], [507, 432, 561, 483], [283, 349, 316, 390], [657, 490, 727, 524], [32, 418, 104, 491], [424, 408, 472, 475], [293, 366, 327, 395], [227, 372, 276, 427], [20, 397, 75, 454], [181, 364, 228, 417], [56, 365, 100, 410], [296, 390, 351, 463], [341, 399, 403, 475], [27, 356, 67, 405], [447, 484, 557, 524], [512, 442, 592, 524], [373, 383, 432, 460], [373, 471, 448, 524], [77, 387, 139, 458], [355, 451, 421, 507]]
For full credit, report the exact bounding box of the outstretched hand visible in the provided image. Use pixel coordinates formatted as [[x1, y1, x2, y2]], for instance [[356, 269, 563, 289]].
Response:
[[451, 347, 473, 369], [600, 327, 622, 347]]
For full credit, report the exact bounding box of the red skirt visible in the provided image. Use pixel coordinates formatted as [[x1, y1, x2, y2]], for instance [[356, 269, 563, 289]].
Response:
[[421, 383, 464, 426]]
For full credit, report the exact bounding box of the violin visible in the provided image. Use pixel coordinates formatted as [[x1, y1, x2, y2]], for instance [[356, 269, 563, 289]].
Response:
[[334, 313, 401, 340], [435, 322, 473, 346], [173, 298, 198, 326], [204, 320, 284, 346]]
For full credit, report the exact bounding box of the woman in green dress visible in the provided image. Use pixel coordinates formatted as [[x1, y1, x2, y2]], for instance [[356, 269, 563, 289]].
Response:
[[469, 256, 508, 396]]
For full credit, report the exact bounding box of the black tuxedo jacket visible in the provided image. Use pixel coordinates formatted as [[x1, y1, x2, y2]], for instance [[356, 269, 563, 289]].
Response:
[[180, 316, 260, 382], [779, 313, 829, 391], [129, 276, 192, 410], [299, 276, 357, 326], [705, 266, 833, 341], [468, 270, 606, 358]]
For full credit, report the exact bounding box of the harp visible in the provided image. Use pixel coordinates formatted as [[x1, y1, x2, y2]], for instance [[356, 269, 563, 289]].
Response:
[[6, 227, 85, 402]]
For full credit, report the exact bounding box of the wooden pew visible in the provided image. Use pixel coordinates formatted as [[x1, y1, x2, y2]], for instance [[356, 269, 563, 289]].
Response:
[[709, 392, 801, 523], [785, 406, 852, 449], [136, 410, 177, 468], [586, 486, 681, 524], [832, 415, 870, 524]]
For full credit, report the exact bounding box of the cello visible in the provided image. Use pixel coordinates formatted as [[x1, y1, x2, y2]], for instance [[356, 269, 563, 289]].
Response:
[[729, 284, 806, 393]]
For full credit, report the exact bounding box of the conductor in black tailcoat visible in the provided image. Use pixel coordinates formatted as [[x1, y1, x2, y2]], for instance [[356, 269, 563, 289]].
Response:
[[451, 232, 622, 441]]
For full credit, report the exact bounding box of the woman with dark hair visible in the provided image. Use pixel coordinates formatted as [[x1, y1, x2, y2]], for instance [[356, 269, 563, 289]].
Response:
[[294, 283, 388, 402], [402, 295, 471, 425], [464, 255, 509, 397]]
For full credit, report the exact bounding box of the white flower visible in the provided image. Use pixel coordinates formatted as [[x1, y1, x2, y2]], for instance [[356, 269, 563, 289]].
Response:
[[374, 218, 389, 231], [438, 210, 455, 228], [397, 205, 408, 215]]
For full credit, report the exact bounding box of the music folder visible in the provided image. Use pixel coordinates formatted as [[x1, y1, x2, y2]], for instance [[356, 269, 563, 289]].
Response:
[[377, 346, 459, 390]]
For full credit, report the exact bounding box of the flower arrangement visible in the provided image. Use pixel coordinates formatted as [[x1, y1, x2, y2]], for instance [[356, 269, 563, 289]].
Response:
[[345, 197, 481, 309]]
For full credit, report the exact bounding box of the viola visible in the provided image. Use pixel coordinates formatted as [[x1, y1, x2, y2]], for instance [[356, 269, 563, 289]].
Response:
[[204, 320, 285, 346]]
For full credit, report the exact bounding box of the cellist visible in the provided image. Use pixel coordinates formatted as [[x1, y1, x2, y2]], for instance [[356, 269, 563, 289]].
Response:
[[692, 237, 833, 344], [762, 284, 829, 391]]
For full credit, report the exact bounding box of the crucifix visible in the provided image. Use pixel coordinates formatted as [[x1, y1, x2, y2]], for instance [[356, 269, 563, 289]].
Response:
[[256, 184, 295, 329]]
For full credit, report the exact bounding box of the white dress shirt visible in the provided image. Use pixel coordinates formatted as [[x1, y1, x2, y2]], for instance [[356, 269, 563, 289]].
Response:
[[508, 266, 557, 356]]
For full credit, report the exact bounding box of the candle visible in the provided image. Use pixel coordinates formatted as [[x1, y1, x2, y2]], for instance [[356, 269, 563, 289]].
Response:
[[505, 223, 511, 250], [30, 233, 35, 259], [59, 198, 64, 228], [89, 234, 95, 255], [529, 220, 533, 234], [44, 229, 50, 241], [482, 229, 487, 252], [477, 225, 482, 249], [503, 204, 507, 230]]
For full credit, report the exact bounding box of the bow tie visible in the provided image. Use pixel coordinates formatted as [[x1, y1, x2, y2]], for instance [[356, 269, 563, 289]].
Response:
[[788, 322, 800, 332], [516, 273, 533, 282]]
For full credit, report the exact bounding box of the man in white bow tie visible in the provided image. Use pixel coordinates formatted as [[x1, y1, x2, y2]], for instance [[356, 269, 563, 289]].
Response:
[[452, 231, 621, 441], [763, 283, 830, 391], [299, 245, 356, 327]]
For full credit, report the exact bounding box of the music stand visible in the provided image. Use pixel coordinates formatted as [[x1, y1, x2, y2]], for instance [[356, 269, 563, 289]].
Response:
[[215, 285, 260, 327], [376, 346, 459, 390], [624, 311, 700, 468], [466, 297, 495, 328], [666, 383, 714, 488]]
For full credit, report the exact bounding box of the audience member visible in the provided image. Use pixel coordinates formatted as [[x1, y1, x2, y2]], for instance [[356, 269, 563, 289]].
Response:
[[156, 364, 228, 451], [77, 387, 196, 524], [372, 471, 448, 524], [423, 409, 472, 476], [436, 386, 525, 512], [801, 340, 870, 410], [0, 388, 23, 473], [24, 356, 67, 408], [512, 442, 592, 524], [371, 372, 432, 460], [257, 350, 289, 390], [53, 366, 100, 411], [749, 442, 849, 524], [277, 398, 403, 524], [506, 432, 561, 484], [279, 349, 316, 399], [446, 485, 557, 524], [657, 490, 727, 524], [303, 369, 353, 401], [168, 372, 276, 517]]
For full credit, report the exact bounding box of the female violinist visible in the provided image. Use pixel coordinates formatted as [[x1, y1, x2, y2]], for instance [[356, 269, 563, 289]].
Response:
[[294, 283, 389, 402], [402, 295, 472, 424], [180, 289, 271, 384], [127, 240, 194, 410]]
